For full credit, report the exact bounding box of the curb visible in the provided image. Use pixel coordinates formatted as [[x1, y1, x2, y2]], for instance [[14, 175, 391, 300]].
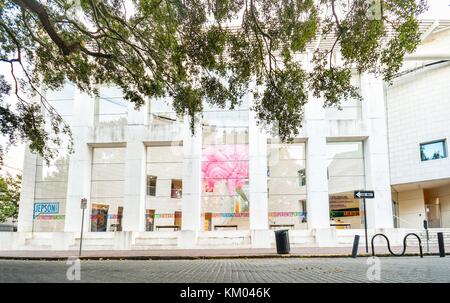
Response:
[[0, 252, 446, 261]]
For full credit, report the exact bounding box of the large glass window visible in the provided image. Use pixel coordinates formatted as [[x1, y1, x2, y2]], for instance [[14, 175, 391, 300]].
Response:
[[325, 74, 362, 120], [90, 147, 125, 232], [95, 86, 127, 126], [420, 140, 447, 161], [267, 141, 307, 230], [33, 83, 74, 232], [145, 144, 183, 231], [148, 98, 181, 126], [43, 83, 74, 146], [33, 151, 69, 232], [327, 141, 365, 229], [44, 82, 75, 101], [201, 103, 249, 231]]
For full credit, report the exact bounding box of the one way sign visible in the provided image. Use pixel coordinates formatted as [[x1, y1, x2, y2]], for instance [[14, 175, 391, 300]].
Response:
[[354, 190, 375, 199]]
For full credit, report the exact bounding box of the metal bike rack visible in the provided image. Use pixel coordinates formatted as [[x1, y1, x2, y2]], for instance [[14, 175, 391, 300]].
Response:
[[371, 233, 423, 258]]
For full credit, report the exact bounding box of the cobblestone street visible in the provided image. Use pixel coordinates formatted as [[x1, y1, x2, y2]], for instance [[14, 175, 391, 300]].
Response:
[[1, 256, 449, 283]]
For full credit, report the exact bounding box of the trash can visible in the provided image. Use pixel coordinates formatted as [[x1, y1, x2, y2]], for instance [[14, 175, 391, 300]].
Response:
[[274, 229, 290, 254]]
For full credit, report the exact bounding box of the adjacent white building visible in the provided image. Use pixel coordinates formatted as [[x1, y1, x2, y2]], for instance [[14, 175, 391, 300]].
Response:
[[387, 22, 450, 230], [2, 20, 450, 251]]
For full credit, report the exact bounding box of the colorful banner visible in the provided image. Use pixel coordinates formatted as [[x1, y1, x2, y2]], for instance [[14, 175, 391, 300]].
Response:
[[269, 211, 306, 217], [212, 212, 249, 218], [89, 214, 122, 219], [145, 213, 178, 219], [34, 214, 65, 220], [136, 210, 360, 220], [145, 212, 308, 219]]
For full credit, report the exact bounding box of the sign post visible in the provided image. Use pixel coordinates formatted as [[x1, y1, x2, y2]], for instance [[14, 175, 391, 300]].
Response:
[[423, 220, 430, 253], [79, 198, 87, 257], [354, 190, 375, 253]]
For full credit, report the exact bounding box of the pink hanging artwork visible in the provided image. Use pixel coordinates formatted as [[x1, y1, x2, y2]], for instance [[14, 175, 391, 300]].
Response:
[[202, 145, 249, 196]]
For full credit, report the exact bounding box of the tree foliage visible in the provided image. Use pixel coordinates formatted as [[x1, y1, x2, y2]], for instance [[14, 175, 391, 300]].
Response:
[[0, 0, 427, 159], [0, 173, 21, 223]]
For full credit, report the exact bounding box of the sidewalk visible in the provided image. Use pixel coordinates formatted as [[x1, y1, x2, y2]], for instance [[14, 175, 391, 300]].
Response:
[[0, 245, 448, 260]]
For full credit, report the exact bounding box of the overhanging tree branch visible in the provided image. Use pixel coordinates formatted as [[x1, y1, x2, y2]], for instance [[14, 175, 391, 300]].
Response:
[[12, 0, 113, 58]]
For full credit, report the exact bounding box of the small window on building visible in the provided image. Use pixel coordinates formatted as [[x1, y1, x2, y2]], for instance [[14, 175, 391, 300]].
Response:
[[420, 140, 447, 162], [171, 179, 182, 199], [299, 199, 307, 223], [147, 175, 157, 196], [298, 169, 306, 186]]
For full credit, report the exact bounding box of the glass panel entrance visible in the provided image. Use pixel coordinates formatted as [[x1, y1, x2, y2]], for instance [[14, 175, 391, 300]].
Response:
[[426, 204, 441, 228]]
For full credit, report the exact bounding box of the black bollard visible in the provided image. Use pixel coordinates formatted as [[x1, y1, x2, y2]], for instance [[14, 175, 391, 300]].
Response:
[[437, 232, 445, 258], [352, 235, 360, 258]]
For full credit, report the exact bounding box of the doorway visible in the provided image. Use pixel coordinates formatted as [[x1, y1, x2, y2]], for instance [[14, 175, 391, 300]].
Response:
[[426, 203, 441, 228]]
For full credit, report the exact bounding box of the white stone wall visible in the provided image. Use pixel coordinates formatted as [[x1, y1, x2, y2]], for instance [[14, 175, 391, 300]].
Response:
[[17, 67, 396, 246], [386, 62, 450, 185]]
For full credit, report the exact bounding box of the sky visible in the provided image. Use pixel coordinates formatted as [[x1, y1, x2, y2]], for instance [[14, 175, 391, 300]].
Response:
[[421, 0, 450, 19], [1, 0, 449, 175]]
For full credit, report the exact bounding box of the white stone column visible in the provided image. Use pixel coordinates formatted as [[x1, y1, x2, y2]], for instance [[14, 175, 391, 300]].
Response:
[[122, 102, 147, 232], [179, 118, 202, 247], [248, 97, 271, 247], [361, 73, 394, 229], [249, 104, 269, 229], [122, 138, 146, 232], [64, 90, 94, 232], [17, 146, 37, 232], [305, 100, 335, 245]]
